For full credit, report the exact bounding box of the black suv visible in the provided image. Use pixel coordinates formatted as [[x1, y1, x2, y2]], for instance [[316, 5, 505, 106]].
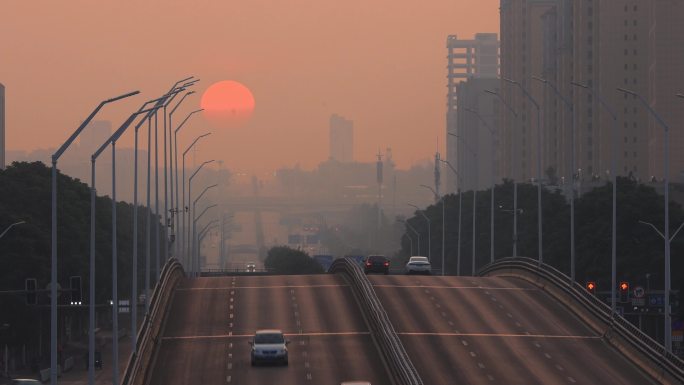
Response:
[[364, 255, 390, 274]]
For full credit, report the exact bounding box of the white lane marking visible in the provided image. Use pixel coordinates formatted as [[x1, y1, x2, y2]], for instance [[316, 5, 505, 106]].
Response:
[[372, 285, 536, 291], [229, 343, 233, 349], [302, 351, 308, 357], [544, 353, 552, 359], [162, 331, 372, 340], [306, 373, 312, 380], [491, 297, 497, 302], [555, 364, 564, 371], [534, 342, 542, 348], [448, 321, 454, 326], [435, 304, 441, 308], [461, 340, 468, 346], [296, 320, 301, 326], [398, 332, 600, 339], [469, 351, 476, 357], [478, 362, 485, 369], [230, 290, 234, 295], [485, 291, 490, 295], [178, 284, 348, 290], [228, 353, 232, 359], [567, 377, 576, 383], [294, 311, 299, 317], [229, 313, 233, 319], [506, 313, 513, 318], [424, 289, 430, 294], [229, 323, 233, 328], [229, 305, 233, 310], [228, 331, 232, 336], [441, 312, 447, 317], [515, 322, 522, 327], [227, 363, 232, 370], [230, 298, 234, 302], [304, 362, 310, 368], [226, 375, 231, 383], [487, 374, 495, 381], [497, 304, 504, 309], [430, 296, 436, 301]]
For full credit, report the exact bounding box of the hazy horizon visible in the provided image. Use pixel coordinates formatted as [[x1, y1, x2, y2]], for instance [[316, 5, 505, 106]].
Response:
[[0, 1, 499, 174]]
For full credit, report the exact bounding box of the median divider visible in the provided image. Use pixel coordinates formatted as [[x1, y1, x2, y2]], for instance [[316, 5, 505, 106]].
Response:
[[330, 258, 423, 385], [479, 257, 684, 384], [121, 258, 185, 385]]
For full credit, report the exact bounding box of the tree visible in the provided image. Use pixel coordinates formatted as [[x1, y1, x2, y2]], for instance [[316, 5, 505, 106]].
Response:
[[264, 246, 323, 274]]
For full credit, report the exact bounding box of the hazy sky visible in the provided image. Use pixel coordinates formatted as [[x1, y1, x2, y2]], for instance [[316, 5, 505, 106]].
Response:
[[0, 1, 499, 175]]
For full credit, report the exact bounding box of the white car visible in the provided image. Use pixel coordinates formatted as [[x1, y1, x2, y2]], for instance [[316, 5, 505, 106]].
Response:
[[250, 329, 289, 365], [404, 256, 432, 275]]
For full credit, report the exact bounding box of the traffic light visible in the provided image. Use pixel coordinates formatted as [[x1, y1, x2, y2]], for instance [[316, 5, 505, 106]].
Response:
[[619, 281, 629, 303], [70, 276, 82, 305], [25, 278, 37, 305], [586, 281, 596, 295]]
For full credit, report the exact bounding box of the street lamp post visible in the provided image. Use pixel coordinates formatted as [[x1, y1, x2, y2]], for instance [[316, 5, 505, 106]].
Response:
[[193, 205, 217, 276], [187, 160, 215, 270], [50, 90, 139, 385], [0, 221, 25, 239], [220, 214, 234, 268], [503, 77, 543, 264], [398, 219, 420, 256], [408, 204, 431, 262], [169, 97, 200, 258], [572, 81, 618, 318], [618, 87, 672, 351], [401, 233, 414, 256], [464, 107, 497, 264], [420, 184, 445, 275], [440, 160, 463, 276], [485, 89, 520, 257], [451, 134, 478, 275], [192, 184, 218, 273], [181, 134, 211, 267], [91, 100, 162, 385], [533, 76, 576, 282], [197, 220, 219, 272]]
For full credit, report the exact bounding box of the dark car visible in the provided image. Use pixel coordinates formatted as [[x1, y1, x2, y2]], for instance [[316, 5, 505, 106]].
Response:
[[364, 255, 389, 274]]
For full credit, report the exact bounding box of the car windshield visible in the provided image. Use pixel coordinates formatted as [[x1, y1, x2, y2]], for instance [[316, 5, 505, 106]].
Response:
[[368, 256, 386, 262], [254, 333, 285, 344], [409, 257, 429, 263]]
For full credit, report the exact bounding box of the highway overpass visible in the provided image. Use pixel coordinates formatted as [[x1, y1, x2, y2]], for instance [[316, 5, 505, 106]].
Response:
[[123, 258, 683, 385]]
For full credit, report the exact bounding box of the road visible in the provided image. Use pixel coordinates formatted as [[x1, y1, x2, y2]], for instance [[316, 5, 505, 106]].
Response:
[[369, 274, 656, 385], [148, 275, 390, 385]]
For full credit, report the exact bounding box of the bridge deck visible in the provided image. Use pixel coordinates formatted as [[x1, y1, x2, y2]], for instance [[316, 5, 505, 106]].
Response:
[[148, 275, 390, 385], [369, 275, 656, 385]]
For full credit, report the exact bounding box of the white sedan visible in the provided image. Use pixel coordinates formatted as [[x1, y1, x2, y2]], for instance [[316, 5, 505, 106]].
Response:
[[404, 256, 432, 275]]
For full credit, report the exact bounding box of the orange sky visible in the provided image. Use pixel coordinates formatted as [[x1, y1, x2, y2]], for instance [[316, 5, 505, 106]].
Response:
[[0, 0, 499, 175]]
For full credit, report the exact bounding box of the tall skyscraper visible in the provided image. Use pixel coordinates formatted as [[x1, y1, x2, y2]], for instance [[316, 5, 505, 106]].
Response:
[[0, 83, 5, 169], [446, 34, 500, 192], [500, 0, 684, 185], [329, 114, 353, 163]]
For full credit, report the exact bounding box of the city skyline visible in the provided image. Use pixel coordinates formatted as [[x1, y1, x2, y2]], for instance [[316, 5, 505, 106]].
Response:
[[0, 1, 500, 175]]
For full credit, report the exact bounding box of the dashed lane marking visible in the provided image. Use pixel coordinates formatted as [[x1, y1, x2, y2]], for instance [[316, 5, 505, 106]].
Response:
[[178, 284, 348, 290], [372, 285, 536, 291], [162, 331, 372, 340], [397, 332, 599, 339]]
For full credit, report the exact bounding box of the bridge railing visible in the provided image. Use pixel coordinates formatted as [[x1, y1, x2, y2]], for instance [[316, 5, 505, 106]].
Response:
[[330, 257, 423, 385], [121, 258, 185, 385], [479, 257, 684, 383]]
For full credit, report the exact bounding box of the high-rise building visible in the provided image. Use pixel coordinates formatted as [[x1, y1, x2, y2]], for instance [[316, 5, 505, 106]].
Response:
[[446, 34, 500, 192], [329, 114, 353, 163], [500, 0, 684, 186], [0, 83, 5, 169]]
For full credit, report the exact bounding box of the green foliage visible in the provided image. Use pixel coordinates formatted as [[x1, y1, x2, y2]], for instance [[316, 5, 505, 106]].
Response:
[[264, 246, 324, 274], [0, 161, 164, 346], [399, 177, 684, 298]]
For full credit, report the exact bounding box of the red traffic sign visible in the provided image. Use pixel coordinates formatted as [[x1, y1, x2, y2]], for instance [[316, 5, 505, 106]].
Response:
[[633, 286, 645, 298]]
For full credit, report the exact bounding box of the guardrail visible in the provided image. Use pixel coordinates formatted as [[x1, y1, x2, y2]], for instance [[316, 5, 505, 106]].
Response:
[[479, 257, 684, 384], [330, 258, 423, 385], [121, 258, 185, 385]]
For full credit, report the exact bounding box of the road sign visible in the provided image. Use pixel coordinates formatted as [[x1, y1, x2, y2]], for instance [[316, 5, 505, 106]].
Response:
[[46, 282, 61, 298], [648, 294, 664, 307], [633, 286, 645, 298]]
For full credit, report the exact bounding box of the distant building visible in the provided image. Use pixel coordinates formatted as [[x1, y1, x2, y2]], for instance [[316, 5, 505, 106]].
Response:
[[500, 0, 684, 186], [445, 34, 500, 192], [79, 120, 112, 153], [329, 114, 353, 163], [0, 83, 5, 169]]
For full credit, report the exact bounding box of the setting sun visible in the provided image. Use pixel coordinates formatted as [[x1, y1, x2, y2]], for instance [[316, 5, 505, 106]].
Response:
[[200, 80, 255, 128]]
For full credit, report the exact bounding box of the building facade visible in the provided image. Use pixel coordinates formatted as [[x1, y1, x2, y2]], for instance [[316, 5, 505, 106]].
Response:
[[500, 0, 684, 187], [446, 33, 500, 192], [329, 114, 353, 163]]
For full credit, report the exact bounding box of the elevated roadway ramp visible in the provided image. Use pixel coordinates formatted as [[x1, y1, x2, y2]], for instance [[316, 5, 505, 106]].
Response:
[[370, 275, 656, 384], [147, 275, 391, 385]]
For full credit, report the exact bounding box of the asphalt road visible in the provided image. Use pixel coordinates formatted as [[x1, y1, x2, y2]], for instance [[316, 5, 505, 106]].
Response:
[[369, 274, 656, 385], [148, 274, 390, 385]]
